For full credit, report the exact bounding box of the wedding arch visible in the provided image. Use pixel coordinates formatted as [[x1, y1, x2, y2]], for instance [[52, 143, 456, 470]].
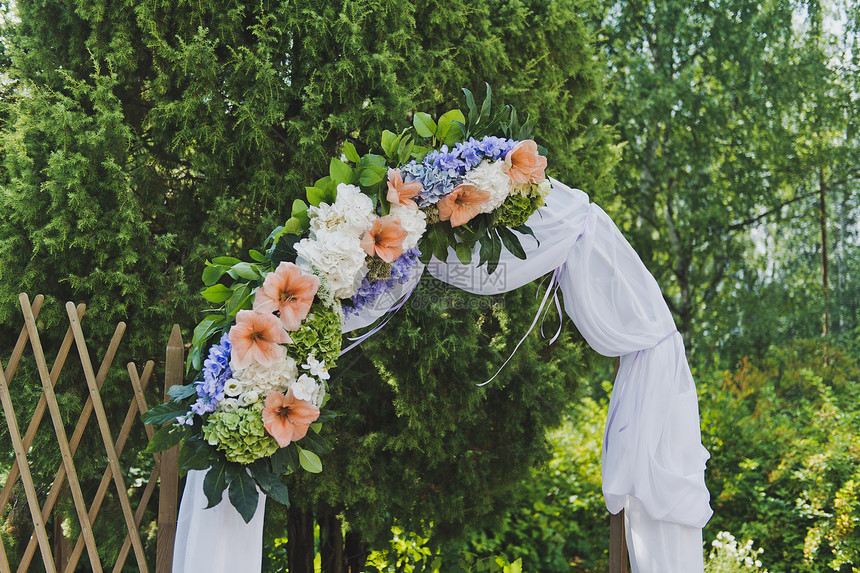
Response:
[[145, 89, 712, 573]]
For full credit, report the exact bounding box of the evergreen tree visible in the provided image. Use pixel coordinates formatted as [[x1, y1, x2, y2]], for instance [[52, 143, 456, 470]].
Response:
[[0, 0, 616, 568]]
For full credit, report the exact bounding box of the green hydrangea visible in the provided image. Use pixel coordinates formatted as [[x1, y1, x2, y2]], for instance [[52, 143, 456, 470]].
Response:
[[496, 193, 544, 228], [288, 302, 342, 366], [202, 402, 278, 464]]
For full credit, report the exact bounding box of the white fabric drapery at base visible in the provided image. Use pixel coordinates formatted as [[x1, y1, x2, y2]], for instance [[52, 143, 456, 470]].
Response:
[[172, 180, 712, 573]]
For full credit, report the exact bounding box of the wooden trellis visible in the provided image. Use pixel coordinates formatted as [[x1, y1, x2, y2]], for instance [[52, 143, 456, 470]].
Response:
[[0, 294, 181, 573]]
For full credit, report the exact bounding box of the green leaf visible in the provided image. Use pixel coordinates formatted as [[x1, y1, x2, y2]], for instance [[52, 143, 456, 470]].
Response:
[[192, 315, 225, 349], [167, 383, 197, 402], [455, 242, 473, 264], [513, 224, 539, 246], [343, 141, 360, 163], [178, 439, 215, 476], [437, 109, 466, 146], [228, 468, 260, 523], [299, 429, 330, 454], [263, 476, 290, 506], [141, 401, 188, 425], [428, 224, 450, 261], [480, 83, 493, 120], [271, 234, 300, 266], [359, 167, 385, 187], [306, 186, 326, 207], [398, 140, 415, 165], [381, 130, 397, 157], [487, 230, 502, 274], [144, 423, 186, 453], [298, 448, 323, 473], [329, 157, 353, 185], [230, 262, 261, 281], [201, 284, 232, 303], [315, 410, 339, 423], [203, 459, 229, 509], [202, 264, 225, 286], [497, 226, 527, 259], [248, 249, 266, 262], [463, 87, 478, 127], [225, 283, 252, 317], [212, 256, 241, 266], [284, 217, 302, 234], [413, 112, 436, 138]]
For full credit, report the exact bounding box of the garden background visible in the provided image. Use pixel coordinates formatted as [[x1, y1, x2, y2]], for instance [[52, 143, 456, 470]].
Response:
[[0, 0, 858, 571]]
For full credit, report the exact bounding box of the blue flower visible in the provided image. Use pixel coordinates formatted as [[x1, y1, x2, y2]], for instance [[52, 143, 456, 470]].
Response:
[[343, 248, 422, 315], [188, 333, 231, 416]]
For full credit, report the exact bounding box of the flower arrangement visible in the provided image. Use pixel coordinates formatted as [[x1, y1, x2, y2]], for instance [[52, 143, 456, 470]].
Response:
[[142, 85, 550, 520]]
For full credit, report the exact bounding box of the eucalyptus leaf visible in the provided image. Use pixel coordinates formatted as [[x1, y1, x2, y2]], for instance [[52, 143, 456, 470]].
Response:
[[249, 249, 266, 262]]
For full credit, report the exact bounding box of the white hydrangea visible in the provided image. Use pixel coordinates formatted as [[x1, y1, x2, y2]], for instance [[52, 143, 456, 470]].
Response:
[[295, 228, 367, 299], [218, 345, 298, 411], [389, 204, 426, 250], [464, 160, 513, 214], [308, 183, 375, 237], [510, 178, 552, 201]]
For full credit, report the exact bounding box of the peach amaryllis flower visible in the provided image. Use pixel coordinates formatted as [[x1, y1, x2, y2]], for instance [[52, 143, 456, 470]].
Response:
[[386, 168, 422, 209], [229, 310, 292, 369], [504, 139, 547, 185], [360, 215, 408, 263], [436, 184, 491, 227], [261, 389, 320, 447], [253, 262, 320, 331]]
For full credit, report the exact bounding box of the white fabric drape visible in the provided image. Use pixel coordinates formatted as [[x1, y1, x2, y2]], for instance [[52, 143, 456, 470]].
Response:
[[173, 180, 712, 573], [172, 470, 266, 572]]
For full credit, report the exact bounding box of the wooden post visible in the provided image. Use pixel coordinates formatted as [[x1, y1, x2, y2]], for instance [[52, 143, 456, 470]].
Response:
[[609, 510, 628, 573], [156, 325, 183, 573]]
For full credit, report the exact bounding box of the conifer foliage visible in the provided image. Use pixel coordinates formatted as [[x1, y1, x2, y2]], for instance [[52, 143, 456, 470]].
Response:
[[0, 0, 615, 568]]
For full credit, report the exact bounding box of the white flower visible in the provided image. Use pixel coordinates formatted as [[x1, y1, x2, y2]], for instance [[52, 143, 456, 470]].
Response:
[[302, 355, 331, 381], [296, 229, 367, 299], [389, 204, 426, 250], [308, 184, 375, 237], [218, 345, 298, 411], [219, 397, 241, 412], [291, 374, 319, 403], [464, 160, 513, 214], [224, 378, 242, 397]]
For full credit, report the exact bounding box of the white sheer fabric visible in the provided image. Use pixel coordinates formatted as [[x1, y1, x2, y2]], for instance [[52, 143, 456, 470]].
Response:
[[172, 470, 266, 572], [173, 179, 712, 573]]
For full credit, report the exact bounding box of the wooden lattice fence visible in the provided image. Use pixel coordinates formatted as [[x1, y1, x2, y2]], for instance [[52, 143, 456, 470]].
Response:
[[0, 294, 180, 573]]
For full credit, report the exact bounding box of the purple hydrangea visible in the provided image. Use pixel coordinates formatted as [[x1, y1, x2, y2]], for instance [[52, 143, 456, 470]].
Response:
[[189, 333, 231, 416], [406, 136, 517, 206], [344, 249, 422, 316]]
